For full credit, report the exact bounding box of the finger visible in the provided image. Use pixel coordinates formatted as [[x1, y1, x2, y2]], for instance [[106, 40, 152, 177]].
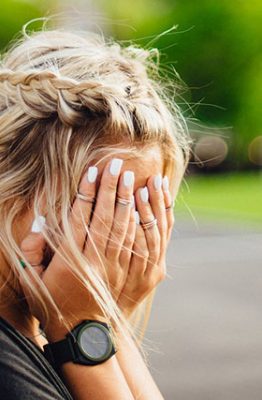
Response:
[[146, 173, 167, 252], [106, 171, 134, 260], [19, 215, 46, 281], [135, 186, 160, 267], [119, 205, 136, 268], [130, 212, 149, 276], [162, 176, 175, 243], [86, 158, 123, 254], [64, 166, 98, 254]]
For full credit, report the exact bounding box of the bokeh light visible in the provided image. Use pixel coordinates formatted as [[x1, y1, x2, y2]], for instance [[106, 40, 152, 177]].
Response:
[[248, 136, 262, 166], [194, 135, 228, 168]]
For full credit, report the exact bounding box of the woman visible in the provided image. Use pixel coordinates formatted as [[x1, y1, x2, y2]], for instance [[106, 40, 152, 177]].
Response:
[[0, 27, 189, 399]]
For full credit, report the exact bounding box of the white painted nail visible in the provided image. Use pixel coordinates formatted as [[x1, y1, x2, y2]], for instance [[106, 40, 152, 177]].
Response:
[[123, 171, 134, 187], [140, 187, 149, 202], [86, 166, 98, 183], [162, 176, 169, 192], [135, 211, 140, 224], [110, 158, 123, 176], [131, 195, 135, 208], [31, 215, 46, 233], [154, 174, 162, 191]]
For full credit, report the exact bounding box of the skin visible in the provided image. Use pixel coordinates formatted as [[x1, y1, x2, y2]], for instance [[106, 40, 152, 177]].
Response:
[[0, 144, 174, 350]]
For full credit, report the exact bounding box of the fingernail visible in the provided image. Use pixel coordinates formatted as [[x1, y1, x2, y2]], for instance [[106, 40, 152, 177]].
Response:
[[162, 176, 169, 192], [31, 215, 46, 233], [86, 166, 98, 183], [140, 187, 149, 202], [131, 195, 135, 208], [110, 158, 123, 176], [123, 171, 134, 187], [135, 211, 140, 224], [154, 174, 162, 191]]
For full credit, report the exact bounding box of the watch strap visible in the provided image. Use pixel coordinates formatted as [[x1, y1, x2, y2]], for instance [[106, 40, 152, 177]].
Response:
[[43, 336, 75, 368]]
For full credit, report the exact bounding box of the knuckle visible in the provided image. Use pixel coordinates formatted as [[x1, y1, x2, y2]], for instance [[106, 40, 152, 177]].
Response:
[[143, 276, 155, 290], [147, 232, 160, 249], [142, 249, 150, 259], [117, 191, 131, 201], [20, 237, 35, 253], [113, 223, 126, 237], [72, 214, 86, 231], [140, 211, 153, 223], [170, 214, 175, 227], [135, 249, 149, 260], [149, 249, 160, 263], [78, 183, 95, 197], [88, 230, 104, 248], [106, 247, 118, 261], [97, 210, 112, 227], [158, 270, 166, 281], [124, 233, 134, 248], [153, 229, 161, 245], [159, 221, 168, 236], [122, 247, 132, 260], [106, 178, 117, 192], [156, 191, 165, 203]]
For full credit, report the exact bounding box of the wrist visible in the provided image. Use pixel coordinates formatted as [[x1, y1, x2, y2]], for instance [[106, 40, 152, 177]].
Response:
[[44, 315, 110, 343], [43, 320, 118, 372], [117, 303, 136, 320]]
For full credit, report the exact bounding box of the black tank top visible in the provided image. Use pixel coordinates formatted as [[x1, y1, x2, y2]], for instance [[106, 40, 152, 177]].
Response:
[[0, 316, 73, 399]]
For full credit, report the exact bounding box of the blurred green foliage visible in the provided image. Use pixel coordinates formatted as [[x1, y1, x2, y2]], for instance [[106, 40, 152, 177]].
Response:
[[100, 0, 262, 169], [0, 0, 56, 51], [0, 0, 261, 169], [176, 172, 262, 224]]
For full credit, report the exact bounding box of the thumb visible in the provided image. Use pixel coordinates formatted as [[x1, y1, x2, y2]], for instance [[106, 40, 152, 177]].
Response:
[[19, 215, 46, 281]]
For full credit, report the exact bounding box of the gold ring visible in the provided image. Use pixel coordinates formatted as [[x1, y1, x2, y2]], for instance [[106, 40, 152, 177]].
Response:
[[141, 218, 158, 230], [76, 191, 96, 203], [116, 196, 132, 206]]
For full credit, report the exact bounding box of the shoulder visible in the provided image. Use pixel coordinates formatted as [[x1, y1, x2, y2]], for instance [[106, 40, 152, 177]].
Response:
[[0, 317, 72, 400]]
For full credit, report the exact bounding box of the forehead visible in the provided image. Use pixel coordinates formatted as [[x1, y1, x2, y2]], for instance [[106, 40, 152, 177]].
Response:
[[95, 145, 164, 191]]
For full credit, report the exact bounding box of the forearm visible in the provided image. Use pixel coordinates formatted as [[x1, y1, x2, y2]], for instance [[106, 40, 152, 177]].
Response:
[[58, 356, 135, 400], [45, 327, 135, 400], [115, 324, 164, 400]]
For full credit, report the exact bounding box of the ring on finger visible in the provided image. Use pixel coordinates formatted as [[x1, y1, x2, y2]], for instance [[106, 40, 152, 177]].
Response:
[[141, 218, 158, 230], [116, 196, 132, 206], [76, 191, 96, 203]]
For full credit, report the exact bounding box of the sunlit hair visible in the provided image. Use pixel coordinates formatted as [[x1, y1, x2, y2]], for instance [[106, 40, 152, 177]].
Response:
[[0, 27, 189, 360]]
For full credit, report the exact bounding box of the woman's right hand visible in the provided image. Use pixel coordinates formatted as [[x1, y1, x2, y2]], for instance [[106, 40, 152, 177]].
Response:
[[19, 158, 136, 341]]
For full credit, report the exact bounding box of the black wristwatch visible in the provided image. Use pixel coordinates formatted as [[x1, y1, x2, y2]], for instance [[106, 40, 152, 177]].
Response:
[[43, 320, 117, 370]]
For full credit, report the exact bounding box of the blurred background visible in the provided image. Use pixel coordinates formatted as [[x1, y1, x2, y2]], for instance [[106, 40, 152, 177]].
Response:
[[1, 1, 261, 399]]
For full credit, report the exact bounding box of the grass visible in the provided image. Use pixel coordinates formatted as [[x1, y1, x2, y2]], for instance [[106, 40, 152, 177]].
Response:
[[175, 171, 262, 225]]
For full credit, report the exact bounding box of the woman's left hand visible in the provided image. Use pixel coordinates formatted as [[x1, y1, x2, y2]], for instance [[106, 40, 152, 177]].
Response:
[[117, 174, 174, 318]]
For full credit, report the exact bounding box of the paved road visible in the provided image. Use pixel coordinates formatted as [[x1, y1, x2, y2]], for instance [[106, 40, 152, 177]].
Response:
[[146, 217, 262, 400]]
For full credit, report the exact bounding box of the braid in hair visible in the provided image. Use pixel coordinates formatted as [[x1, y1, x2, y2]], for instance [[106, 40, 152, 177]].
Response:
[[0, 69, 139, 127]]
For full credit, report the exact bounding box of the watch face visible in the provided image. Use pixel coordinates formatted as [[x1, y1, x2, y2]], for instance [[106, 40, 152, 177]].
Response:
[[78, 323, 112, 361]]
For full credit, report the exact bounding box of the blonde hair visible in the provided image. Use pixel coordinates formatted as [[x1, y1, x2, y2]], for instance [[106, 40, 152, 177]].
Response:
[[0, 27, 189, 359]]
